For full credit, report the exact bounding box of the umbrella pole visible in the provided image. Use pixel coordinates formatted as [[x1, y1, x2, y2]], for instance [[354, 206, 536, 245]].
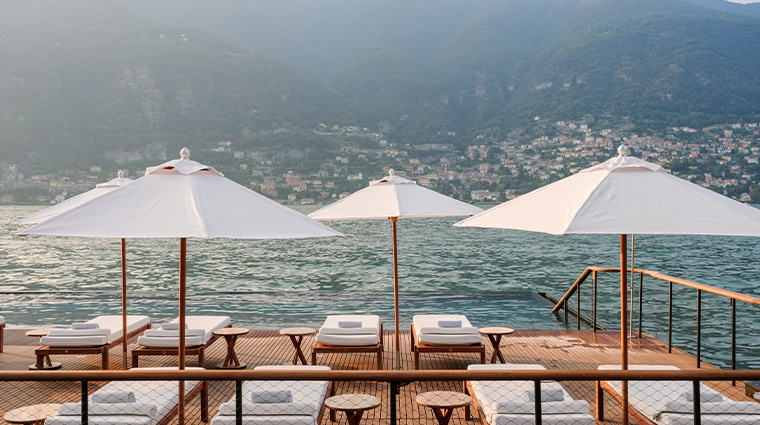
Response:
[[391, 217, 400, 369], [179, 238, 187, 424], [121, 238, 128, 370], [620, 234, 629, 425]]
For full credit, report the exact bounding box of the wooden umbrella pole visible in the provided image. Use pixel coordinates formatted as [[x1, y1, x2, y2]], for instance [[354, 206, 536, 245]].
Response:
[[179, 238, 187, 424], [620, 234, 629, 425], [391, 217, 400, 355], [121, 238, 128, 370]]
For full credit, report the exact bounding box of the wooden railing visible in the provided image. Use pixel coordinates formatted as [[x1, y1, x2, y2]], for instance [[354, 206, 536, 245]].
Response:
[[553, 266, 760, 376]]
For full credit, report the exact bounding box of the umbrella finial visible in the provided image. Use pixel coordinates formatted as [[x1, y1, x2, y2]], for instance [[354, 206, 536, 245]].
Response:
[[618, 144, 630, 157], [388, 169, 395, 176], [180, 147, 190, 159], [117, 170, 125, 178]]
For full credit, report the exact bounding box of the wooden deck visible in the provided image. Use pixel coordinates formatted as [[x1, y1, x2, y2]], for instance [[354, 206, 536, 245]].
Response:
[[0, 329, 755, 424]]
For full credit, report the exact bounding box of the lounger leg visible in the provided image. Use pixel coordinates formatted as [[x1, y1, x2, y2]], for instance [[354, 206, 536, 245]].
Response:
[[414, 350, 420, 370], [463, 381, 471, 419], [132, 353, 139, 368], [36, 354, 44, 370], [329, 382, 336, 422], [0, 325, 4, 352], [480, 347, 485, 364], [377, 347, 383, 370], [595, 380, 604, 421], [201, 381, 209, 422], [311, 351, 317, 365], [102, 348, 109, 370], [199, 348, 205, 368]]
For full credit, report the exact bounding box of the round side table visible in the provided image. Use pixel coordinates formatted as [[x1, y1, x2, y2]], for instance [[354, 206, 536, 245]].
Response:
[[416, 391, 471, 425], [478, 327, 514, 364], [325, 394, 381, 425], [212, 327, 249, 369], [4, 403, 62, 425], [25, 329, 62, 370], [279, 327, 316, 365]]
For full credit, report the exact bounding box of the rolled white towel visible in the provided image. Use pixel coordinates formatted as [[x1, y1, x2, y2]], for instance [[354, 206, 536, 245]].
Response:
[[337, 321, 362, 328], [251, 390, 293, 404], [92, 390, 136, 404], [161, 323, 189, 331], [523, 387, 565, 402], [678, 390, 723, 403], [437, 320, 462, 328], [72, 322, 100, 330]]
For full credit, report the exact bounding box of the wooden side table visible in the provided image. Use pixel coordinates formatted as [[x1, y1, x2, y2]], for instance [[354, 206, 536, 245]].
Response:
[[4, 403, 62, 425], [25, 329, 62, 370], [478, 326, 514, 364], [212, 327, 248, 369], [325, 394, 381, 425], [416, 391, 471, 425], [279, 327, 316, 365]]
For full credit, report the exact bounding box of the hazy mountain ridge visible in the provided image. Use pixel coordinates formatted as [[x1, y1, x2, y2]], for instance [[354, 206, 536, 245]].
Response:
[[0, 0, 363, 168]]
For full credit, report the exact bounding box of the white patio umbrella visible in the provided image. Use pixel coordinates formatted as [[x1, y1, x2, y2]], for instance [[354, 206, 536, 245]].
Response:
[[20, 148, 343, 422], [308, 169, 483, 354], [454, 145, 760, 424], [16, 171, 135, 368]]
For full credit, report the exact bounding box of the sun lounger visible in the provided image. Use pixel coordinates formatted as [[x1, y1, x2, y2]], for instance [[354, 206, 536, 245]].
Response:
[[311, 315, 383, 370], [0, 315, 5, 353], [411, 314, 484, 369], [44, 367, 208, 425], [465, 364, 595, 425], [597, 365, 760, 425], [35, 315, 151, 370], [210, 365, 334, 425], [132, 316, 231, 368]]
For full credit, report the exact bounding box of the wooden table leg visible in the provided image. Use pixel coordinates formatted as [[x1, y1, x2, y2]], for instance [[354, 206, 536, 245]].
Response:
[[223, 334, 240, 367], [432, 407, 454, 425], [289, 335, 307, 365], [344, 409, 365, 425], [487, 334, 506, 363]]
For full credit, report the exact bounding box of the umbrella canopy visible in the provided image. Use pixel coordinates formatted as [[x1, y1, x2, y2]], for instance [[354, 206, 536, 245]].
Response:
[[15, 171, 133, 225], [455, 145, 760, 425], [309, 170, 483, 355], [20, 148, 343, 422]]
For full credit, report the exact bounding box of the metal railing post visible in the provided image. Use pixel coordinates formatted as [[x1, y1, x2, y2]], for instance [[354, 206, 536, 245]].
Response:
[[693, 380, 702, 425], [697, 289, 702, 368], [81, 380, 88, 425], [592, 270, 597, 332], [731, 298, 736, 386], [577, 282, 581, 330], [668, 281, 673, 353], [390, 381, 399, 425], [534, 380, 542, 424], [236, 380, 242, 425], [638, 272, 643, 338]]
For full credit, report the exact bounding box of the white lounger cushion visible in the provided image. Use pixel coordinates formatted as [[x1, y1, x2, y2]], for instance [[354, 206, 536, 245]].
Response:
[[210, 365, 331, 425], [413, 315, 481, 346], [45, 367, 203, 425], [316, 315, 380, 346], [600, 365, 760, 425], [40, 316, 150, 347], [469, 364, 595, 425], [169, 316, 231, 343]]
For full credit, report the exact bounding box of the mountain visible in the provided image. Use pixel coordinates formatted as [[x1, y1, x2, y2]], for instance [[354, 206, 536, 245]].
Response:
[[0, 0, 363, 169], [126, 0, 760, 140]]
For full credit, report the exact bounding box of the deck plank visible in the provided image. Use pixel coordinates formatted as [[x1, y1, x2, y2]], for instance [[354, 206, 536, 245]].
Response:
[[0, 329, 755, 425]]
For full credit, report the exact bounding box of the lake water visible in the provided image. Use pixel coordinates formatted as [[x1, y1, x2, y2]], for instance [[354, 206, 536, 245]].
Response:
[[2, 205, 759, 370]]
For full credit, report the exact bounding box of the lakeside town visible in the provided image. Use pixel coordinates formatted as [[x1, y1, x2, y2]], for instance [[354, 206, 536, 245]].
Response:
[[4, 118, 760, 206]]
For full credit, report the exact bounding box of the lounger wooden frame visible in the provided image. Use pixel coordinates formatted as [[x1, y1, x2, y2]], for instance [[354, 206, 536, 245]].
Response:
[[35, 322, 151, 370], [311, 323, 384, 370], [131, 323, 231, 368], [596, 380, 657, 425], [410, 323, 485, 369]]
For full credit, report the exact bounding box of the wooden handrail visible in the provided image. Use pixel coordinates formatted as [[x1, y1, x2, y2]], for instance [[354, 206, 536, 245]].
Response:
[[554, 266, 760, 313], [0, 369, 759, 382]]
